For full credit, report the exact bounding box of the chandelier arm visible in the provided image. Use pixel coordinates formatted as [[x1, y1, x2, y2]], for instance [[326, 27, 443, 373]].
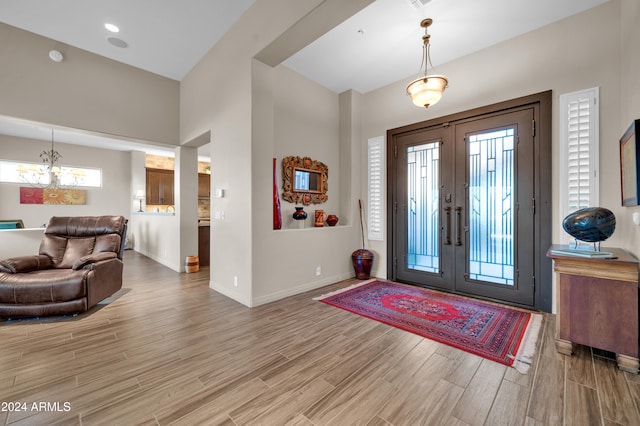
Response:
[[413, 36, 427, 79], [421, 42, 427, 76], [426, 42, 434, 74]]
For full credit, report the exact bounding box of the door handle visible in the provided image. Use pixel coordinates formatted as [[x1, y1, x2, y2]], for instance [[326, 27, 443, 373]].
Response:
[[443, 207, 451, 245], [455, 206, 462, 246]]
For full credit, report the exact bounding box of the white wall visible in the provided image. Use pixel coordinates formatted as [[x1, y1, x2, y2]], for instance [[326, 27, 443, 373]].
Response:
[[129, 213, 181, 271], [0, 135, 132, 227], [0, 228, 45, 258]]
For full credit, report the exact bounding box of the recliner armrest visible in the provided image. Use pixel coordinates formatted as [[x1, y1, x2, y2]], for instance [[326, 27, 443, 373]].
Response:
[[72, 252, 118, 270], [0, 255, 53, 274]]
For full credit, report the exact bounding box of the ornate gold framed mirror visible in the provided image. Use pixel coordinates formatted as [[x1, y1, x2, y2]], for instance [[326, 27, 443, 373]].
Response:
[[282, 156, 328, 205]]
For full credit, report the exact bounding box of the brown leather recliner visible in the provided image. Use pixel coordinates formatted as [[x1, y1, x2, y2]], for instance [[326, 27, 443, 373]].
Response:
[[0, 216, 127, 319]]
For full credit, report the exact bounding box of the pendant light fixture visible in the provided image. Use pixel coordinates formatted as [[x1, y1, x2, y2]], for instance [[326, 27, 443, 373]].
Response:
[[406, 18, 448, 108], [16, 129, 85, 189]]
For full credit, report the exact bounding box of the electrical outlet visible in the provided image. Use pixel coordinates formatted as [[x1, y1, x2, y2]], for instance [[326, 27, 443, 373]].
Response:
[[233, 276, 238, 287], [316, 266, 321, 276]]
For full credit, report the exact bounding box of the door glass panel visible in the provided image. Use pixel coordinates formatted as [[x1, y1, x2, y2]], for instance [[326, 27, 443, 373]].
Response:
[[407, 142, 440, 273], [468, 128, 514, 285]]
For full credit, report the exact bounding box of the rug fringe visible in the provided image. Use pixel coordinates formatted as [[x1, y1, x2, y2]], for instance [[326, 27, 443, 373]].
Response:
[[313, 279, 377, 300], [509, 313, 543, 374]]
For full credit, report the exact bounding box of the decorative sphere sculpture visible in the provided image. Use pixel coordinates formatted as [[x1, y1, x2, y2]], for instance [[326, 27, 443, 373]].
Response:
[[562, 207, 616, 243]]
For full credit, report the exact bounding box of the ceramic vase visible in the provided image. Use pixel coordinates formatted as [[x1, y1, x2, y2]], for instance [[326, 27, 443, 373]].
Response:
[[351, 249, 374, 280], [314, 210, 325, 227], [292, 206, 307, 220], [326, 214, 339, 226]]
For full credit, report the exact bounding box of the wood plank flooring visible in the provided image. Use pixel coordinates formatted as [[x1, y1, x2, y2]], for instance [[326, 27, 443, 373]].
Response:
[[1, 251, 639, 425]]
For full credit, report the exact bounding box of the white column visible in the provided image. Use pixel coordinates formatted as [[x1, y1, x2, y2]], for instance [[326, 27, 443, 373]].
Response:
[[175, 145, 199, 271]]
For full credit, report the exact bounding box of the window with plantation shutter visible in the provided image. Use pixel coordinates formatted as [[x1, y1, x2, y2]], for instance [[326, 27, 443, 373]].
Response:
[[368, 136, 384, 241], [559, 88, 599, 236]]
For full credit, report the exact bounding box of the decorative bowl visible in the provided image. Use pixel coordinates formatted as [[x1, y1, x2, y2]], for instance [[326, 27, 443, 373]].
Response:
[[562, 207, 616, 243]]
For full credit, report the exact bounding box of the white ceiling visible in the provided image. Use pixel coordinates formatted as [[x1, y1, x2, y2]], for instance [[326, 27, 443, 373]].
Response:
[[0, 0, 609, 155]]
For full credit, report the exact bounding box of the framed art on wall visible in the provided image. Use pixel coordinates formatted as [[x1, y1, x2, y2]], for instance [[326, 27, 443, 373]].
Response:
[[620, 119, 640, 206]]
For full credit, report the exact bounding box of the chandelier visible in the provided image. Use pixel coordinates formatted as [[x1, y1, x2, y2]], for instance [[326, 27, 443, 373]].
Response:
[[406, 18, 448, 108], [16, 130, 85, 189]]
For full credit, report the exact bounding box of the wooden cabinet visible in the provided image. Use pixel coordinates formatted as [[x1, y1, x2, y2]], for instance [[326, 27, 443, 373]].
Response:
[[198, 225, 210, 266], [146, 168, 174, 205], [198, 173, 210, 199], [547, 245, 639, 373]]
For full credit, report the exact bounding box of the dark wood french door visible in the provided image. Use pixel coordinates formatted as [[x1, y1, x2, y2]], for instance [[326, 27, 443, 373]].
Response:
[[388, 93, 552, 310]]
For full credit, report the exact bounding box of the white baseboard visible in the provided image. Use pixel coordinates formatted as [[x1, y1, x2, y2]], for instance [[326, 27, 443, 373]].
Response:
[[209, 281, 252, 307], [250, 272, 354, 307], [133, 248, 181, 273]]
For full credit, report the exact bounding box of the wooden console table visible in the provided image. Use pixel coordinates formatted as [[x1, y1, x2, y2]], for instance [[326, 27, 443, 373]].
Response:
[[547, 245, 639, 373]]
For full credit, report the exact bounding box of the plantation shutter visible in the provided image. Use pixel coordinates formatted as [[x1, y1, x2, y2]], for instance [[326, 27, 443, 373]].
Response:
[[368, 136, 384, 241], [559, 88, 599, 226]]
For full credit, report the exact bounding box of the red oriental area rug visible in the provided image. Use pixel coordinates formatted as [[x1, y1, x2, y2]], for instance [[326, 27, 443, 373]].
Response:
[[315, 280, 542, 373]]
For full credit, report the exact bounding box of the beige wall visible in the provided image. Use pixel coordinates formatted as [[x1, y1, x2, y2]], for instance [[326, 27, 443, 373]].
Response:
[[619, 0, 640, 256], [0, 22, 186, 271], [273, 65, 341, 228], [0, 23, 179, 145], [249, 62, 361, 305], [1, 0, 636, 309], [0, 135, 132, 228], [181, 0, 371, 306], [361, 0, 627, 284]]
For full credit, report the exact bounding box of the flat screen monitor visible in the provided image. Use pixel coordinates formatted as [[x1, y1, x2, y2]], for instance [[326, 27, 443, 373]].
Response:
[[0, 220, 25, 229]]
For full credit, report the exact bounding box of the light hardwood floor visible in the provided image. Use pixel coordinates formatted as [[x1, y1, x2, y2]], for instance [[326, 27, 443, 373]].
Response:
[[1, 251, 639, 425]]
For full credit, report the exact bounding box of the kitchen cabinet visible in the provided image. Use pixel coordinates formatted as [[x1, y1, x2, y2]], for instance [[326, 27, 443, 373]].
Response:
[[547, 245, 639, 373], [198, 173, 211, 199], [198, 225, 210, 266], [146, 168, 174, 205]]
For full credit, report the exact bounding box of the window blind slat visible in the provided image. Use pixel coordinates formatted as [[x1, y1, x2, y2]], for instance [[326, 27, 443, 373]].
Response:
[[368, 137, 385, 241], [560, 87, 599, 238]]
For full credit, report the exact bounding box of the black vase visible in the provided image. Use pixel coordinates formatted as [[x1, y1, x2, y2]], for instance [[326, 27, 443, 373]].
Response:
[[562, 207, 616, 243], [292, 206, 307, 220], [351, 249, 374, 280]]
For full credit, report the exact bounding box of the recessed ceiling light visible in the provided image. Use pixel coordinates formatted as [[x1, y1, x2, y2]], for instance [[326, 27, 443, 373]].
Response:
[[106, 36, 128, 48], [105, 23, 120, 33]]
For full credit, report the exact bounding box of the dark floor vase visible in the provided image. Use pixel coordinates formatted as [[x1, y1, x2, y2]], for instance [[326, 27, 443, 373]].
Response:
[[562, 207, 616, 243], [352, 249, 374, 280]]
